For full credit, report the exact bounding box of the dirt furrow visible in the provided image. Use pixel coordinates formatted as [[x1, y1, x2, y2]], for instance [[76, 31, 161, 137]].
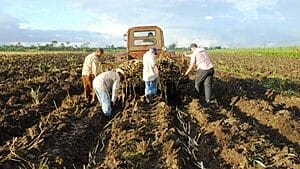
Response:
[[0, 68, 82, 145], [235, 97, 300, 145], [94, 98, 178, 168], [186, 99, 299, 168], [0, 94, 107, 168], [171, 105, 231, 168]]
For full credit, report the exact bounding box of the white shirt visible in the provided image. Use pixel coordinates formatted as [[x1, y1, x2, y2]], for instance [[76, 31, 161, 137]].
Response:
[[190, 47, 214, 70], [143, 50, 157, 81], [82, 52, 100, 76], [92, 71, 120, 103]]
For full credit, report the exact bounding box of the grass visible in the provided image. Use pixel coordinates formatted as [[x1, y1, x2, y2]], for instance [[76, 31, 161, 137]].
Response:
[[2, 46, 299, 58], [207, 46, 300, 58], [30, 86, 41, 105], [260, 77, 299, 96]]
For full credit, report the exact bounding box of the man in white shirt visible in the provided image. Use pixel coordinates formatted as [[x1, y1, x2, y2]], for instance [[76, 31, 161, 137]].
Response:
[[93, 68, 125, 117], [82, 48, 103, 103], [143, 47, 159, 102], [184, 43, 214, 103]]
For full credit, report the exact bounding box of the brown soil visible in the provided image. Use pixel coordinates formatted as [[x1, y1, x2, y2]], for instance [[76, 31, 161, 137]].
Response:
[[0, 53, 299, 169]]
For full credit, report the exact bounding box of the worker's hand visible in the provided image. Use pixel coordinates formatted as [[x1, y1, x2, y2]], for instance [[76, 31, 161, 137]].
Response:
[[111, 101, 115, 107], [111, 98, 117, 106], [184, 52, 187, 57], [154, 66, 159, 75], [184, 52, 190, 57]]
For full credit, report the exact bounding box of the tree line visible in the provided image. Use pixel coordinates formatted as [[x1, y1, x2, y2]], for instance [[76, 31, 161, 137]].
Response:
[[0, 41, 126, 52], [0, 41, 222, 52]]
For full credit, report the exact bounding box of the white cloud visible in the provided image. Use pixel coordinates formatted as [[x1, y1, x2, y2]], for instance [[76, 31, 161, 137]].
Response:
[[204, 16, 213, 20], [70, 2, 81, 8], [87, 14, 128, 36], [168, 36, 218, 48], [191, 38, 218, 48], [216, 15, 234, 19], [19, 23, 32, 30], [226, 0, 281, 20]]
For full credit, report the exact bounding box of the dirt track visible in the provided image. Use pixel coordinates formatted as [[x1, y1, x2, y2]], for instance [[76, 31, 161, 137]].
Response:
[[0, 53, 299, 168]]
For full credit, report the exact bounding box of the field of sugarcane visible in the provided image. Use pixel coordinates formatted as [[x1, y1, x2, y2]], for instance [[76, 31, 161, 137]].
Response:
[[0, 48, 299, 168]]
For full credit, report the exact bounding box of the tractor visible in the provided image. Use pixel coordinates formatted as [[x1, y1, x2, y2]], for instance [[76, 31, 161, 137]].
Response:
[[115, 25, 187, 65]]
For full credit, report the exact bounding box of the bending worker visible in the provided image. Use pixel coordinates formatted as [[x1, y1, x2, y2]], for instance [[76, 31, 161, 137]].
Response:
[[93, 68, 125, 117]]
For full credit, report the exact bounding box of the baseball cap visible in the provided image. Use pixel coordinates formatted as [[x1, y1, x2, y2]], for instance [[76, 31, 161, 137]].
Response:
[[151, 47, 157, 55]]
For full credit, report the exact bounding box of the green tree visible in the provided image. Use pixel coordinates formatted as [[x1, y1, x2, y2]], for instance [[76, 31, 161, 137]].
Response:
[[51, 40, 58, 47], [168, 43, 177, 50]]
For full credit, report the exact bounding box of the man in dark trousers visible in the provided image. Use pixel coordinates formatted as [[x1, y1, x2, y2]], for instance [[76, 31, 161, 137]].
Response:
[[184, 43, 214, 103]]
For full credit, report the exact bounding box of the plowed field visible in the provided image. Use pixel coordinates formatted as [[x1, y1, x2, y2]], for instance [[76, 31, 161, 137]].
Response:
[[0, 52, 299, 168]]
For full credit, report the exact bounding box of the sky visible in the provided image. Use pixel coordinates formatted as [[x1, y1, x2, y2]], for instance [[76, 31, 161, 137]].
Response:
[[0, 0, 300, 48]]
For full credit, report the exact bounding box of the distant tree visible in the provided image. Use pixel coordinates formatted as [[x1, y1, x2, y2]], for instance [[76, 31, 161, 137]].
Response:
[[51, 40, 58, 47], [81, 42, 90, 48], [81, 42, 90, 52], [30, 45, 35, 49], [16, 42, 22, 47], [168, 43, 177, 50], [60, 42, 65, 47]]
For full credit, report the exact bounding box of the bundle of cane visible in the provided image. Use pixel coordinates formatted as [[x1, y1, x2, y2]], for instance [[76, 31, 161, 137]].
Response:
[[118, 59, 143, 101], [157, 57, 183, 101]]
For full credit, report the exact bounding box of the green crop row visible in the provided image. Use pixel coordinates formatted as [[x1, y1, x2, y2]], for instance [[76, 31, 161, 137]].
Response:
[[207, 47, 300, 58]]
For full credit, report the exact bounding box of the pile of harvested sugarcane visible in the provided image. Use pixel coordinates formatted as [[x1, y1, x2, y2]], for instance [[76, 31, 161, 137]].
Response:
[[116, 57, 185, 103], [118, 59, 144, 101], [157, 57, 184, 101]]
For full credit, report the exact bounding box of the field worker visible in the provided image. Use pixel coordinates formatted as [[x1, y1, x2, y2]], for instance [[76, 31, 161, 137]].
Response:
[[184, 43, 214, 103], [143, 47, 159, 102], [82, 48, 104, 104], [93, 68, 125, 117]]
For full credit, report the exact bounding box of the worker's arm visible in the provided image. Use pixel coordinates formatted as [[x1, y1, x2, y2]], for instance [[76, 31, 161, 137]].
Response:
[[184, 64, 195, 76], [151, 54, 159, 75], [91, 57, 98, 77], [184, 52, 191, 57], [153, 64, 159, 75], [111, 79, 120, 104], [184, 52, 196, 76]]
